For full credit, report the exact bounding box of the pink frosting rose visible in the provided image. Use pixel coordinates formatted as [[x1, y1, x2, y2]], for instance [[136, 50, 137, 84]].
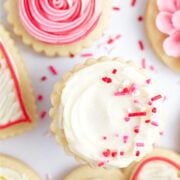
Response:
[[156, 0, 180, 58]]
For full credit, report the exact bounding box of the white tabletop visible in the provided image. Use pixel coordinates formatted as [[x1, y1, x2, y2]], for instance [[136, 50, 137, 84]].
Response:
[[0, 0, 180, 179]]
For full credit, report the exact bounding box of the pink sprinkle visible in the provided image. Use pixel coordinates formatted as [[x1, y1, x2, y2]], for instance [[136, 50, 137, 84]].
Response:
[[138, 16, 143, 21], [81, 53, 93, 57], [129, 83, 137, 94], [120, 151, 124, 156], [112, 69, 117, 74], [128, 112, 147, 117], [160, 131, 164, 136], [151, 121, 159, 127], [107, 38, 114, 44], [131, 0, 137, 6], [146, 79, 151, 84], [123, 135, 129, 143], [136, 150, 140, 156], [145, 119, 151, 124], [149, 65, 155, 71], [151, 95, 162, 101], [98, 162, 105, 167], [69, 53, 75, 58], [102, 149, 111, 157], [152, 107, 157, 113], [148, 101, 152, 106], [136, 143, 144, 147], [134, 126, 139, 134], [102, 77, 112, 83], [48, 65, 58, 75], [115, 34, 121, 40], [111, 151, 117, 157], [37, 95, 43, 101], [138, 40, 144, 51], [41, 111, 47, 119], [141, 58, 146, 69], [113, 6, 121, 11], [102, 136, 107, 140], [124, 117, 130, 122], [41, 76, 47, 81]]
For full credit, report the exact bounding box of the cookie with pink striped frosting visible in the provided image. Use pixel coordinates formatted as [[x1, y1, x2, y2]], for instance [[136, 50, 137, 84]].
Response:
[[145, 0, 180, 72], [5, 0, 112, 56]]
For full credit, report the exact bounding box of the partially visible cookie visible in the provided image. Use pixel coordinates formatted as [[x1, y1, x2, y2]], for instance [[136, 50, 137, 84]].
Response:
[[124, 148, 180, 180], [145, 0, 180, 72], [64, 165, 125, 180], [0, 25, 37, 139], [0, 154, 40, 179]]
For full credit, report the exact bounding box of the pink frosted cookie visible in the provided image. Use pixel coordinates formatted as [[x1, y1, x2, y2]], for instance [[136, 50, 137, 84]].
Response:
[[50, 57, 165, 168], [145, 0, 180, 72], [5, 0, 112, 56], [124, 148, 180, 180], [0, 25, 37, 139]]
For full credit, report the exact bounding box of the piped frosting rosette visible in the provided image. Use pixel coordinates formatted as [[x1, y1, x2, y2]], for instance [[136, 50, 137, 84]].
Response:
[[5, 0, 112, 56], [50, 57, 165, 168]]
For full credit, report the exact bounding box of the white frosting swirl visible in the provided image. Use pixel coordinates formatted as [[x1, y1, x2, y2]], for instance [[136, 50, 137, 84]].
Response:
[[58, 60, 164, 168], [139, 161, 180, 180], [0, 58, 22, 126], [0, 167, 28, 180]]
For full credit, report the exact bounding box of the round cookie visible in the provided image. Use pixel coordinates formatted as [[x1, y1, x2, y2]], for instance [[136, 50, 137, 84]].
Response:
[[50, 56, 165, 168], [145, 0, 180, 72], [124, 148, 180, 180], [5, 0, 112, 57], [64, 165, 125, 180], [0, 154, 40, 179]]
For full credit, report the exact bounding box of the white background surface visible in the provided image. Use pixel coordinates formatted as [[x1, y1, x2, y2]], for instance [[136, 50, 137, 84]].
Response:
[[0, 0, 180, 179]]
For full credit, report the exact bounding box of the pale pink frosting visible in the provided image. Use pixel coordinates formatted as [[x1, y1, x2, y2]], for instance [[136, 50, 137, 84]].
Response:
[[156, 0, 180, 58], [18, 0, 102, 44]]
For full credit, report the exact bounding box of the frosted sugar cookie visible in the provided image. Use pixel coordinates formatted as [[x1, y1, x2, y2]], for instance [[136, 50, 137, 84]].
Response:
[[124, 148, 180, 180], [145, 0, 180, 72], [0, 154, 40, 179], [5, 0, 112, 56], [64, 165, 125, 180], [50, 57, 165, 168], [0, 25, 37, 139]]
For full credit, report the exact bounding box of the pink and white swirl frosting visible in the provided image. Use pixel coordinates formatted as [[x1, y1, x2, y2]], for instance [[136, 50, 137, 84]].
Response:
[[18, 0, 102, 44], [156, 0, 180, 58]]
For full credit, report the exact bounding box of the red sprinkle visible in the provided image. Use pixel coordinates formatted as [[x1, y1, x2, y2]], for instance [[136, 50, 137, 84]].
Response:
[[152, 107, 157, 113], [40, 111, 47, 119], [102, 77, 112, 83], [131, 0, 137, 7], [151, 121, 159, 127], [120, 151, 124, 156], [81, 53, 93, 57], [138, 40, 144, 51], [48, 65, 58, 75], [134, 126, 139, 134], [145, 119, 151, 124], [102, 149, 111, 157], [107, 38, 114, 44], [128, 112, 147, 117], [69, 53, 75, 58], [148, 101, 152, 106], [41, 76, 47, 81], [136, 150, 140, 156], [123, 135, 129, 143], [102, 136, 107, 140], [113, 6, 121, 11], [112, 69, 117, 74], [37, 95, 43, 101], [111, 151, 117, 158], [151, 95, 162, 101], [146, 79, 151, 84], [138, 16, 143, 21], [98, 162, 105, 167]]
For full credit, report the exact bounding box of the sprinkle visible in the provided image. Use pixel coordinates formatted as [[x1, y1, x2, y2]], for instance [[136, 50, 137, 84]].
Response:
[[41, 76, 47, 81], [151, 95, 162, 101], [152, 107, 157, 113], [149, 65, 155, 71], [146, 79, 151, 84], [136, 143, 144, 147], [41, 111, 47, 119], [134, 126, 139, 134], [81, 53, 93, 57], [124, 117, 130, 122], [136, 150, 140, 156], [102, 136, 107, 140], [131, 0, 137, 7], [112, 69, 117, 74], [151, 121, 159, 127], [138, 16, 143, 21], [37, 95, 43, 101], [98, 162, 105, 167], [120, 151, 124, 156], [145, 119, 151, 124], [102, 149, 111, 157], [69, 53, 75, 58], [123, 135, 129, 143], [138, 40, 144, 51], [128, 112, 147, 117], [115, 34, 121, 40], [141, 58, 146, 69], [113, 6, 121, 11], [48, 65, 58, 75], [160, 131, 164, 136], [107, 38, 114, 44], [148, 101, 152, 106], [102, 77, 112, 83], [111, 151, 117, 158]]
